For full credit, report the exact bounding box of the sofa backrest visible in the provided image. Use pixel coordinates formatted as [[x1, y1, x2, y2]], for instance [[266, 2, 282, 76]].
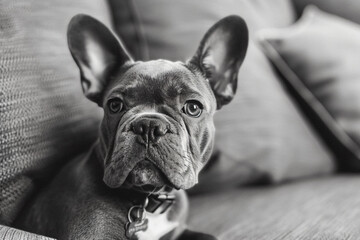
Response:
[[110, 0, 296, 61], [0, 0, 110, 225]]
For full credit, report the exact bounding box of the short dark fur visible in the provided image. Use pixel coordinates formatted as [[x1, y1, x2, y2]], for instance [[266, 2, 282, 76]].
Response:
[[15, 14, 248, 240]]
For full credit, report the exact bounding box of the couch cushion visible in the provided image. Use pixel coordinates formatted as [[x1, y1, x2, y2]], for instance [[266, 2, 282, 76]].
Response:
[[109, 0, 335, 190], [109, 0, 297, 61], [292, 0, 360, 25], [0, 0, 109, 224], [189, 175, 360, 239], [258, 6, 360, 171]]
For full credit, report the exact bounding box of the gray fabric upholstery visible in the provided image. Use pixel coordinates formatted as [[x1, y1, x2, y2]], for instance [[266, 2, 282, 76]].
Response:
[[0, 225, 54, 240], [0, 0, 110, 225], [258, 6, 360, 171], [292, 0, 360, 25], [189, 175, 360, 239]]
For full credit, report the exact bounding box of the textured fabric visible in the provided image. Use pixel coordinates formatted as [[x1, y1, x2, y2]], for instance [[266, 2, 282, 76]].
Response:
[[0, 225, 54, 240], [0, 1, 110, 225], [189, 175, 360, 239], [258, 6, 360, 171], [108, 0, 335, 187]]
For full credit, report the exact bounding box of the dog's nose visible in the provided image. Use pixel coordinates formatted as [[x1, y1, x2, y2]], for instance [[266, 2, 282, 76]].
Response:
[[131, 117, 169, 144]]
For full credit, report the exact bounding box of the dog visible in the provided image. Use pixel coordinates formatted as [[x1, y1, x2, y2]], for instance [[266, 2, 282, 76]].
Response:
[[15, 14, 248, 240]]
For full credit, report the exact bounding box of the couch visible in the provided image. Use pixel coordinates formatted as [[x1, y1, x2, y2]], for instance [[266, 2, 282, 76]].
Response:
[[1, 0, 360, 239]]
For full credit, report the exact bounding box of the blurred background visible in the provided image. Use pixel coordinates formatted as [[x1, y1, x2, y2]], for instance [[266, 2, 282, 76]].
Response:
[[1, 0, 360, 239]]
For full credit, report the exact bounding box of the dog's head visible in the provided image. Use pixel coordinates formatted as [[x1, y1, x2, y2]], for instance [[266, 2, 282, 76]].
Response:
[[67, 15, 248, 191]]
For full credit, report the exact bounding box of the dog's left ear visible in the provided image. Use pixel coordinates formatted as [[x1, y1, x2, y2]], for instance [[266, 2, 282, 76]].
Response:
[[189, 16, 249, 109], [67, 14, 133, 104]]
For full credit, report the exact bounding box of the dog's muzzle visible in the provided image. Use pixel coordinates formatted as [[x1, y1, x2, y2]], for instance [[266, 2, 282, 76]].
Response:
[[103, 112, 198, 190]]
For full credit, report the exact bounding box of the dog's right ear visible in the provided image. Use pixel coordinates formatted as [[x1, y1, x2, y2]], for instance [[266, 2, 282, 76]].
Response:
[[67, 14, 133, 104]]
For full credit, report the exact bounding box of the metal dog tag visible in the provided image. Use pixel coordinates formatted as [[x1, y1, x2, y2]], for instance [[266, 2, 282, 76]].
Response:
[[126, 218, 149, 239], [125, 198, 149, 239]]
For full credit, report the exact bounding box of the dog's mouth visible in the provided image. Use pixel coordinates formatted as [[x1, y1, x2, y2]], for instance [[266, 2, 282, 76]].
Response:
[[123, 159, 173, 193], [103, 120, 200, 190]]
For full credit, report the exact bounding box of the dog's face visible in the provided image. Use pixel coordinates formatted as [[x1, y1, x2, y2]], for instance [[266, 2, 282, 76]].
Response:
[[67, 15, 248, 191]]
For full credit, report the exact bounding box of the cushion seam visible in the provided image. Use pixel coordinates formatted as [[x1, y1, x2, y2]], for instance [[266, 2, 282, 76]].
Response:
[[259, 39, 360, 159]]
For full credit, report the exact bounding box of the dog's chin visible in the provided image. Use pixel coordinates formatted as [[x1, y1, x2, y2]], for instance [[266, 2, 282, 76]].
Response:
[[122, 160, 173, 193]]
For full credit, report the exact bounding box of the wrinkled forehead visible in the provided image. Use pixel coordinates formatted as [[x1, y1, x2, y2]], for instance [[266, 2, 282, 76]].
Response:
[[127, 60, 190, 78], [106, 60, 214, 107]]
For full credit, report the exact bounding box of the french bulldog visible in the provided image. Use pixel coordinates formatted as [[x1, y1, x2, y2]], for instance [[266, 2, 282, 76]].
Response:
[[15, 14, 248, 240]]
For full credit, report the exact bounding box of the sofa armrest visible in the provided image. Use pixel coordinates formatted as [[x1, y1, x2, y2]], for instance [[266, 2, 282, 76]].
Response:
[[292, 0, 360, 24], [0, 225, 55, 240]]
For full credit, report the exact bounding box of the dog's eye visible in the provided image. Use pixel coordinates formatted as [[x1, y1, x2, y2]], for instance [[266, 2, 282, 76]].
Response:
[[108, 98, 124, 113], [183, 100, 203, 118]]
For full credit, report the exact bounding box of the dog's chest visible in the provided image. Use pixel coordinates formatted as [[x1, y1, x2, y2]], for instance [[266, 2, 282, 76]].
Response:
[[134, 211, 179, 240]]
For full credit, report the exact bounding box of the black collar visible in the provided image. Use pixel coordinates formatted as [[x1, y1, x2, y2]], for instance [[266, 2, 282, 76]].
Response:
[[126, 187, 176, 214], [146, 193, 176, 213]]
